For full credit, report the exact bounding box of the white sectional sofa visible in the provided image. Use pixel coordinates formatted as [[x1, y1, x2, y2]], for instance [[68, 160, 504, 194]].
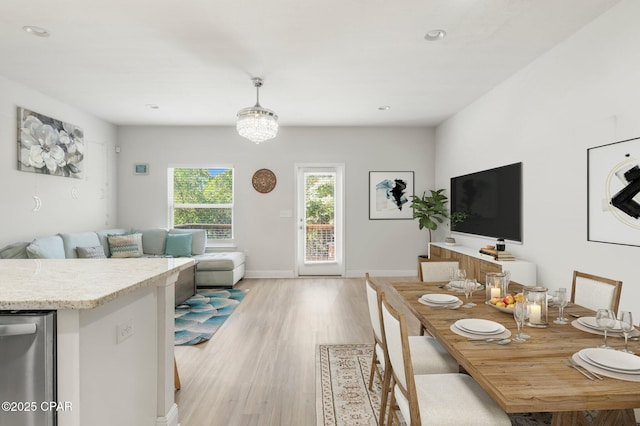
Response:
[[0, 228, 246, 303]]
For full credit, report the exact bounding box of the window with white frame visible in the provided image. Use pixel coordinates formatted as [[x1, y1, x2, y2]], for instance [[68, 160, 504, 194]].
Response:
[[168, 167, 234, 240]]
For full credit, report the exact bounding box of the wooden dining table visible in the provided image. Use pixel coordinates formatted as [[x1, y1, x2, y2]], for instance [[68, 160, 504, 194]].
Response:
[[382, 278, 640, 426]]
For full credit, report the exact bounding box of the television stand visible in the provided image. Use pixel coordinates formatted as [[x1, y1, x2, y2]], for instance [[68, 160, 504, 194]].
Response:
[[428, 242, 536, 287]]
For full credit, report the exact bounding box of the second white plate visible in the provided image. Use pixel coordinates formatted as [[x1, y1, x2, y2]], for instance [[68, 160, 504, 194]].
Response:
[[454, 318, 505, 335]]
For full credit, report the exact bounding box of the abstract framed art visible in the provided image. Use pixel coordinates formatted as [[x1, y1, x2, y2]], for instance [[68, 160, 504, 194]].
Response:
[[369, 171, 414, 220], [17, 107, 84, 179], [587, 136, 640, 247]]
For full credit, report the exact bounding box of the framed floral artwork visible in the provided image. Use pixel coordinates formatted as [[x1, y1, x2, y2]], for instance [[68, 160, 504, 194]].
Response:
[[17, 107, 84, 179], [369, 171, 414, 219]]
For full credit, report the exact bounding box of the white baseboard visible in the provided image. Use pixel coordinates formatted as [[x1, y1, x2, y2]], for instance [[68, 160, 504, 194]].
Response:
[[156, 403, 179, 426], [245, 270, 296, 279], [346, 270, 417, 278], [244, 270, 416, 279]]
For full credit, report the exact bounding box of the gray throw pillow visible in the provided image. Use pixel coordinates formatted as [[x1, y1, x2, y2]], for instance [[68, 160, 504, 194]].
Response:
[[76, 246, 108, 259]]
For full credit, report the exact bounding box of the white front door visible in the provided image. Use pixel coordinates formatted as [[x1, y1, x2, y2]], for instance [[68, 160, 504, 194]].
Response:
[[296, 164, 344, 276]]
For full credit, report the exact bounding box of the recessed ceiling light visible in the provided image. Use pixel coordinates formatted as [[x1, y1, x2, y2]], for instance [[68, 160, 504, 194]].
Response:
[[145, 104, 160, 110], [378, 106, 391, 111], [424, 29, 446, 41], [22, 26, 50, 37]]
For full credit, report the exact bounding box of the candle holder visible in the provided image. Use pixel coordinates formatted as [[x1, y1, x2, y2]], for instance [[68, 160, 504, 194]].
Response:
[[524, 286, 548, 328], [485, 272, 507, 302]]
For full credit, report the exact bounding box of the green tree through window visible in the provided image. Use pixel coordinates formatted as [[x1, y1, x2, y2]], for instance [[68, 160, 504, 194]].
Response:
[[305, 173, 335, 260], [170, 168, 233, 239]]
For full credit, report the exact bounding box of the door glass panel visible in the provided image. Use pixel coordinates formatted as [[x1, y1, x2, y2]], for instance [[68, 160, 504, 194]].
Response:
[[304, 172, 336, 263]]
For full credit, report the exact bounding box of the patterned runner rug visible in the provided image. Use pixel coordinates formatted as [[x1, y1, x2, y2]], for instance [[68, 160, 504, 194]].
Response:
[[316, 343, 552, 426], [174, 288, 248, 345]]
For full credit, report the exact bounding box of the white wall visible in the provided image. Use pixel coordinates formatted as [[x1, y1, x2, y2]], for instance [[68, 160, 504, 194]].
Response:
[[0, 75, 118, 246], [435, 0, 640, 317], [116, 126, 436, 277]]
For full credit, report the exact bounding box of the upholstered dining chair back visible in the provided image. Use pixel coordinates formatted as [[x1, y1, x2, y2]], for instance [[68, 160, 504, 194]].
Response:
[[380, 294, 418, 423], [571, 271, 622, 313], [418, 258, 459, 282], [365, 274, 384, 345]]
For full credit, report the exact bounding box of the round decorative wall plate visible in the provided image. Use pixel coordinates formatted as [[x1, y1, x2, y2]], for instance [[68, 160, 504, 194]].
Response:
[[252, 168, 277, 193]]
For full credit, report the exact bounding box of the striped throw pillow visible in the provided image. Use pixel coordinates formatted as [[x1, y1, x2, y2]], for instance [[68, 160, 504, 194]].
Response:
[[108, 233, 143, 258]]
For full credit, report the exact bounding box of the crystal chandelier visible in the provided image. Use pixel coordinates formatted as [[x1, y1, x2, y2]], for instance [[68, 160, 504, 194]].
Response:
[[236, 77, 279, 144]]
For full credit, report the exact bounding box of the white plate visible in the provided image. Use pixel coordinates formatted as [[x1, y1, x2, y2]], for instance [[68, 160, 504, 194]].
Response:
[[578, 316, 622, 331], [419, 298, 463, 309], [448, 281, 482, 290], [454, 318, 505, 335], [579, 348, 640, 373], [421, 294, 459, 304]]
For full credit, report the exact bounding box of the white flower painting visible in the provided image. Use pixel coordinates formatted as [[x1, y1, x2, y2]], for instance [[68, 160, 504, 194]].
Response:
[[17, 107, 84, 179]]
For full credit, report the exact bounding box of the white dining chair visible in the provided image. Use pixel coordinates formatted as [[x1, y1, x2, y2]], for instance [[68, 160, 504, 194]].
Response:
[[570, 270, 622, 313], [365, 274, 458, 426], [380, 292, 511, 426], [417, 258, 459, 282]]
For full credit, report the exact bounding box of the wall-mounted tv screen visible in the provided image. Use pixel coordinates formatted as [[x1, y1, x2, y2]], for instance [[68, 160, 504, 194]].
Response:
[[450, 162, 522, 242]]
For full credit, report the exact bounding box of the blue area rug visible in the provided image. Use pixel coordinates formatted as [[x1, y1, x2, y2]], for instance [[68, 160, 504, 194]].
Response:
[[174, 288, 248, 345]]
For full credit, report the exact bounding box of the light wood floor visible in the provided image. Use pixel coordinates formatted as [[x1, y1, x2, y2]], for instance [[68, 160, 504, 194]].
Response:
[[174, 276, 419, 426]]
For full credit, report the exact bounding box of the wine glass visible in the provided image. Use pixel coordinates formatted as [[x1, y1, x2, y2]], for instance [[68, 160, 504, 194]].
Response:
[[448, 267, 457, 288], [454, 269, 466, 290], [466, 278, 477, 307], [519, 299, 531, 339], [462, 279, 474, 308], [513, 301, 526, 342], [503, 270, 511, 294], [553, 288, 569, 325], [595, 309, 616, 348], [618, 311, 635, 354]]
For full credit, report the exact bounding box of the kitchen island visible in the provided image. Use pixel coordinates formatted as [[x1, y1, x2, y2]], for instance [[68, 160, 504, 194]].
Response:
[[0, 258, 194, 426]]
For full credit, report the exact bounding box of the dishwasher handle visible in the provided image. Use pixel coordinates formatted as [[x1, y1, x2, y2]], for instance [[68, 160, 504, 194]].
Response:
[[0, 323, 37, 337]]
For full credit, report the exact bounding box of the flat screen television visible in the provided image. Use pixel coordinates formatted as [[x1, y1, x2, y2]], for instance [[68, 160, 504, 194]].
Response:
[[450, 162, 522, 242]]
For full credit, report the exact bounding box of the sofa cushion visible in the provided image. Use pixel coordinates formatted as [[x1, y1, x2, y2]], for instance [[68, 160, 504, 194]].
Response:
[[0, 241, 30, 259], [59, 231, 101, 258], [96, 228, 129, 257], [108, 233, 143, 258], [194, 252, 246, 271], [76, 246, 108, 259], [165, 233, 192, 257], [169, 229, 206, 255], [133, 228, 168, 255], [26, 235, 66, 259]]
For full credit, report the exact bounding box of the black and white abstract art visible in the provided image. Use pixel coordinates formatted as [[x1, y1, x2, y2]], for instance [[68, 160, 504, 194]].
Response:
[[369, 171, 414, 220], [588, 137, 640, 247]]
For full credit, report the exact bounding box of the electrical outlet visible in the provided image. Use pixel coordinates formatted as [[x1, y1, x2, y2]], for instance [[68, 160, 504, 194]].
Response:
[[116, 318, 134, 343]]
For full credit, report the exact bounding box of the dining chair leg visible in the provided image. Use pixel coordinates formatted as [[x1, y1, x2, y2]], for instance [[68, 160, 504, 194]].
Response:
[[378, 362, 391, 426], [368, 348, 378, 390], [386, 377, 397, 426], [174, 358, 181, 390]]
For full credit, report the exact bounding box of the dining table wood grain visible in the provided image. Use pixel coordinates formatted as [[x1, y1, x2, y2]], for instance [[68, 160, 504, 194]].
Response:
[[383, 279, 640, 426]]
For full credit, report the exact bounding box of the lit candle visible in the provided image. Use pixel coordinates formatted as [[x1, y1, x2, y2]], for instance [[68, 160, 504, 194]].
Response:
[[530, 303, 542, 324], [490, 287, 501, 298]]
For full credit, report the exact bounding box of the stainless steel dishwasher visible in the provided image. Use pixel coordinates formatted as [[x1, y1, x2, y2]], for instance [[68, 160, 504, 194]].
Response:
[[0, 310, 56, 426]]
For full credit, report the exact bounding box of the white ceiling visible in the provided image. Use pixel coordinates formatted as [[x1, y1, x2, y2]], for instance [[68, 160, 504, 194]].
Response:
[[0, 0, 621, 127]]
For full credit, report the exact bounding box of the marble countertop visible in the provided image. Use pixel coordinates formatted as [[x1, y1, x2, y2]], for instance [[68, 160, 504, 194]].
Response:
[[0, 258, 194, 310]]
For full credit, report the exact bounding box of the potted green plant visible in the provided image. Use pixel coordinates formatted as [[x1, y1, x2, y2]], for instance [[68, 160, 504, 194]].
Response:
[[410, 189, 449, 255], [444, 211, 468, 245]]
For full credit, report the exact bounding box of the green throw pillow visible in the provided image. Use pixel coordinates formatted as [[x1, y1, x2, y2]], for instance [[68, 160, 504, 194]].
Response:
[[165, 233, 192, 257]]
